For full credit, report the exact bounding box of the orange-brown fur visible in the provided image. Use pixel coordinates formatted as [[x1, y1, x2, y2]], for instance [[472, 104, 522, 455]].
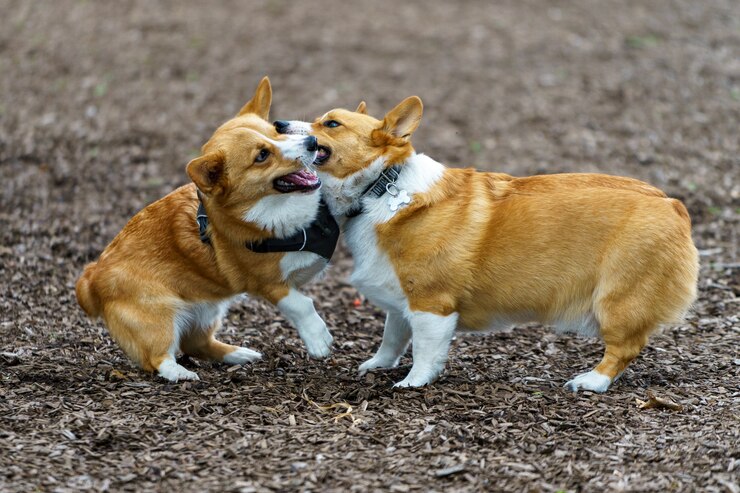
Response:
[[76, 78, 314, 375], [308, 98, 698, 386]]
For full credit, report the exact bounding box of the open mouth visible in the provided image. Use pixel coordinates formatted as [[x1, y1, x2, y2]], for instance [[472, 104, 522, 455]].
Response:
[[273, 169, 321, 193], [314, 145, 332, 165]]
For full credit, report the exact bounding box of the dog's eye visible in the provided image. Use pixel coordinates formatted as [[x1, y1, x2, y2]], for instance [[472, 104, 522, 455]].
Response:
[[255, 148, 270, 163], [323, 120, 341, 128]]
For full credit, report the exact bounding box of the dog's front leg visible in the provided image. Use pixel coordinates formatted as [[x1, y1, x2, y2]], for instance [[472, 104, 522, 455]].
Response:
[[358, 310, 411, 375], [276, 288, 333, 358], [394, 311, 458, 388]]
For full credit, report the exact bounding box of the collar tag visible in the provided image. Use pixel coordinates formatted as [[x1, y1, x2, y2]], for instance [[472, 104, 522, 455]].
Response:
[[196, 189, 211, 245], [388, 189, 410, 212], [381, 170, 410, 212]]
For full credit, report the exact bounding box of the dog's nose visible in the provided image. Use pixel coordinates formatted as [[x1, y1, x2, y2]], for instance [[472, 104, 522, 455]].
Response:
[[304, 136, 318, 152], [274, 120, 290, 134]]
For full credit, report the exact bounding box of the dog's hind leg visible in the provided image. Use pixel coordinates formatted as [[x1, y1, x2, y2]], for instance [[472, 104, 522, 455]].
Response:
[[567, 210, 698, 393], [565, 288, 656, 392], [104, 301, 200, 382], [565, 332, 648, 392]]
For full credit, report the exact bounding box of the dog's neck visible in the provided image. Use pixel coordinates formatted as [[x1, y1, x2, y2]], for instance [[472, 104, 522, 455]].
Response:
[[242, 191, 321, 239], [200, 190, 321, 251], [318, 156, 389, 218], [319, 152, 446, 222]]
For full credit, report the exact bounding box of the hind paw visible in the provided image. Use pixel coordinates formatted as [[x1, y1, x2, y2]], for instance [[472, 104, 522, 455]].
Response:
[[565, 370, 611, 393], [223, 347, 262, 365]]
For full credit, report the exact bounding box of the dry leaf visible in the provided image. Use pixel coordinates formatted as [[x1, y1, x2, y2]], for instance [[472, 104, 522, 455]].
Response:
[[108, 369, 129, 381], [636, 390, 684, 411]]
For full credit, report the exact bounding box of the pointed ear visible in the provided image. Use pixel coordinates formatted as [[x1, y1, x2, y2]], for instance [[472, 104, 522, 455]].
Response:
[[187, 151, 226, 195], [380, 96, 423, 140], [237, 76, 272, 119], [355, 101, 367, 114]]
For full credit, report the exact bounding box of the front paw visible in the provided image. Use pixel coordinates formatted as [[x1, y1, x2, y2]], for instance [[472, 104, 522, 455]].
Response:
[[393, 376, 428, 388], [158, 360, 200, 382], [301, 326, 333, 359], [358, 356, 399, 376], [393, 368, 438, 388]]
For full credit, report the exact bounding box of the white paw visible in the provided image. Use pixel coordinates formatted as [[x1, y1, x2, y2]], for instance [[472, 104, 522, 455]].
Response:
[[565, 370, 612, 393], [223, 347, 262, 365], [158, 359, 200, 382], [393, 368, 438, 388], [358, 356, 400, 376], [393, 376, 428, 388], [301, 325, 333, 359]]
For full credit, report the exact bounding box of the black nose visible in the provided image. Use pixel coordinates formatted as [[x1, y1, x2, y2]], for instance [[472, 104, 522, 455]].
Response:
[[304, 136, 318, 152], [274, 120, 290, 134]]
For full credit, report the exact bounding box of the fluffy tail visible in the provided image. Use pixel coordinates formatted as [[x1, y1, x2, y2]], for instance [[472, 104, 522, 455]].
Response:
[[76, 262, 101, 318]]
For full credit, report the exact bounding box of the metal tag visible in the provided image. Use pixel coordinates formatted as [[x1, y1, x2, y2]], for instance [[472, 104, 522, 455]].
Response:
[[388, 189, 411, 212]]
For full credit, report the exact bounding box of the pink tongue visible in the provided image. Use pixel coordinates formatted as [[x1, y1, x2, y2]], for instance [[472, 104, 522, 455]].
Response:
[[283, 169, 318, 186]]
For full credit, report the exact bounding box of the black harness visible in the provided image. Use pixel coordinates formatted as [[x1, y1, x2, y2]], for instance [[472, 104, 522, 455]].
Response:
[[345, 165, 403, 218], [197, 191, 340, 261]]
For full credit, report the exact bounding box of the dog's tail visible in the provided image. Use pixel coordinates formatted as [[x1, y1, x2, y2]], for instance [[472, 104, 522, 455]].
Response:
[[76, 262, 101, 318]]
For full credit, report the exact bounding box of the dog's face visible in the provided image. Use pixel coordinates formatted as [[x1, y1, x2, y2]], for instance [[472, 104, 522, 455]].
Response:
[[276, 97, 423, 177], [274, 97, 423, 215], [187, 77, 320, 217]]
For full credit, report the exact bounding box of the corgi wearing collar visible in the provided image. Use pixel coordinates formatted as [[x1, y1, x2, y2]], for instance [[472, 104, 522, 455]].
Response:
[[76, 78, 337, 382], [275, 97, 698, 392]]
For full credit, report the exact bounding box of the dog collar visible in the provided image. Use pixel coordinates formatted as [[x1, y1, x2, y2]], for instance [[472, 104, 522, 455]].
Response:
[[197, 191, 211, 245], [345, 165, 404, 218], [196, 190, 340, 261]]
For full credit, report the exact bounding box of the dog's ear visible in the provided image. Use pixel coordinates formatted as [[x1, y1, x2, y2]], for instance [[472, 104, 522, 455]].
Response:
[[187, 151, 226, 195], [355, 101, 367, 114], [379, 96, 423, 140], [237, 76, 272, 119]]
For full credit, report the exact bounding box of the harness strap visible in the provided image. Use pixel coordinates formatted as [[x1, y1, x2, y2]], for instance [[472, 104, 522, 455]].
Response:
[[196, 191, 339, 261]]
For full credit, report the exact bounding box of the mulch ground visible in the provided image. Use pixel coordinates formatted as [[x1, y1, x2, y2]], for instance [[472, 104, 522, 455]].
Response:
[[1, 1, 738, 491]]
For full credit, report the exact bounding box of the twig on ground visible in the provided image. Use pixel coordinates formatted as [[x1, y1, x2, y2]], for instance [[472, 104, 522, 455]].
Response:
[[302, 389, 362, 425]]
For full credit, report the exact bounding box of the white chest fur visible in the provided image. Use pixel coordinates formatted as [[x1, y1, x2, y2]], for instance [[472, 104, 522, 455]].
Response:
[[243, 190, 320, 239], [345, 215, 407, 312]]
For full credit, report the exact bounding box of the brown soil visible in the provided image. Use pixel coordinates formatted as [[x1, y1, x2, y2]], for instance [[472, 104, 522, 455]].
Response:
[[1, 1, 738, 491]]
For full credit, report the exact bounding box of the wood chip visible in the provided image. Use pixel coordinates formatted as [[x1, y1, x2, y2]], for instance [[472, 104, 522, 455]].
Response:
[[435, 464, 466, 477]]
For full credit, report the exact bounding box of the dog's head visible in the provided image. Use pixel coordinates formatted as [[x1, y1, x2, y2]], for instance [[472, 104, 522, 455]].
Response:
[[273, 97, 423, 215], [187, 77, 321, 237]]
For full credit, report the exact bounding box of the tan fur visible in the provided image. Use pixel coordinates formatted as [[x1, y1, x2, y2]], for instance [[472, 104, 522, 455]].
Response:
[[308, 98, 699, 384], [76, 77, 312, 374]]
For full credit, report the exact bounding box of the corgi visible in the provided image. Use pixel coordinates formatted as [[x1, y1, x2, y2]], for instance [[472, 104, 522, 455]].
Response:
[[76, 77, 338, 382], [274, 97, 699, 392]]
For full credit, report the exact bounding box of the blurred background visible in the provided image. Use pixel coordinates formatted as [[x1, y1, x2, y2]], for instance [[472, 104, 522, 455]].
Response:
[[1, 1, 738, 491], [4, 0, 736, 305], [2, 1, 738, 222]]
